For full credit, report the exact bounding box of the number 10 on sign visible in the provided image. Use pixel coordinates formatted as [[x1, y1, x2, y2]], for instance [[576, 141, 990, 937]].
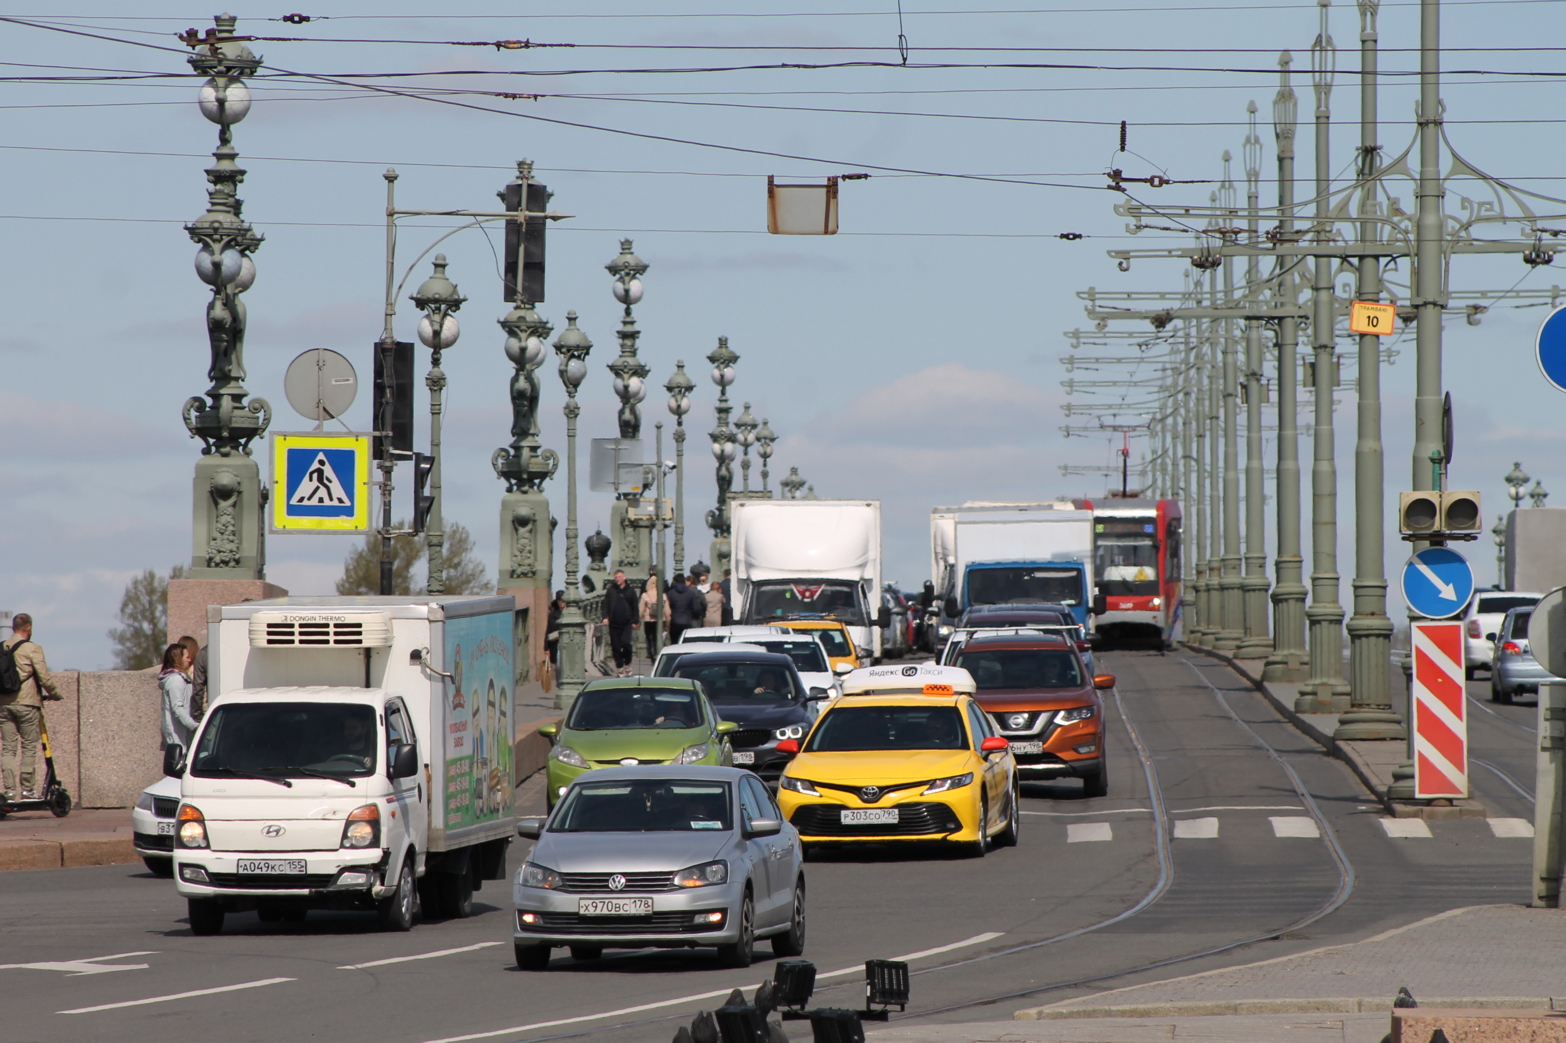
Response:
[[1349, 300, 1396, 336]]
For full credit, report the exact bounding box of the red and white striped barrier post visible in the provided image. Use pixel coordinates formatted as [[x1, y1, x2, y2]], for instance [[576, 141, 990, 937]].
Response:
[[1410, 620, 1468, 799]]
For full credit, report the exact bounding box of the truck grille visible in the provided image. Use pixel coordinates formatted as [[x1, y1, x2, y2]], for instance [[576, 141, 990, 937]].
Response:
[[247, 611, 393, 648], [788, 803, 962, 837], [519, 911, 720, 936], [727, 729, 772, 750], [205, 872, 338, 890], [557, 871, 676, 893]]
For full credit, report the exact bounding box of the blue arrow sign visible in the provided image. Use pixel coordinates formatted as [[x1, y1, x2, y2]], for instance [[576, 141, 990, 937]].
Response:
[[1536, 305, 1566, 393], [1400, 547, 1476, 620]]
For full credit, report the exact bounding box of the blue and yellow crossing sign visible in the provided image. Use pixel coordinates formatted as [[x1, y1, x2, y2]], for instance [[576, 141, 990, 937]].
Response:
[[270, 433, 371, 532]]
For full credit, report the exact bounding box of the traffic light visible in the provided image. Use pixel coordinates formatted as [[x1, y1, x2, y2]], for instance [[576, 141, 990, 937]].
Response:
[[1399, 491, 1440, 536], [1398, 490, 1481, 537], [372, 339, 414, 457], [1442, 490, 1482, 532], [412, 452, 434, 533], [502, 177, 549, 303]]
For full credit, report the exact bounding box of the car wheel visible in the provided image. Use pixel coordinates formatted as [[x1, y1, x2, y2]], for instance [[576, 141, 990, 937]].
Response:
[[1490, 680, 1501, 703], [445, 870, 474, 919], [1083, 759, 1109, 799], [996, 786, 1021, 848], [377, 854, 416, 932], [772, 879, 806, 957], [188, 898, 224, 936], [970, 796, 991, 858], [514, 943, 551, 971], [717, 891, 755, 968], [1497, 684, 1514, 706], [143, 856, 174, 878], [569, 945, 603, 961]]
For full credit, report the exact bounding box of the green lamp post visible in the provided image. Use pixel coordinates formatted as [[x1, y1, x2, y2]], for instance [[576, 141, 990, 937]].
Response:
[[554, 313, 593, 710], [665, 361, 695, 576], [409, 255, 465, 595]]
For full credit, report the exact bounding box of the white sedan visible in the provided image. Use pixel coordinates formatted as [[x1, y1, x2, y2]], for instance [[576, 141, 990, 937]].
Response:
[[132, 774, 182, 877]]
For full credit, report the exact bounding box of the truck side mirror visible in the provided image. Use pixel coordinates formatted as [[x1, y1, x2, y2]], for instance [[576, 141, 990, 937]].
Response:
[[944, 597, 960, 618], [389, 743, 419, 779], [162, 744, 185, 778], [1091, 593, 1107, 616], [877, 607, 892, 628]]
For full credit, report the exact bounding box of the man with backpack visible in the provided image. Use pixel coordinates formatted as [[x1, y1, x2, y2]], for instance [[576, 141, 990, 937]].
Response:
[[1, 613, 62, 802]]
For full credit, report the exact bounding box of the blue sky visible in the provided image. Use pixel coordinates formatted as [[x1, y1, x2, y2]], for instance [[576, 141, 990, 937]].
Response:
[[3, 1, 1564, 667]]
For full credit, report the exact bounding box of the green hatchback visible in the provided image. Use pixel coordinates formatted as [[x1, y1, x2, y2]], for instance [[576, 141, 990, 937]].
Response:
[[540, 678, 736, 807]]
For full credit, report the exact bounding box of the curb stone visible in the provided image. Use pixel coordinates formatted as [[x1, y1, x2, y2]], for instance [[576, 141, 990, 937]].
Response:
[[1014, 997, 1566, 1021]]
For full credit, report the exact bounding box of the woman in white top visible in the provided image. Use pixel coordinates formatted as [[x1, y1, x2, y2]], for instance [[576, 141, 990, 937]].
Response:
[[158, 643, 197, 752]]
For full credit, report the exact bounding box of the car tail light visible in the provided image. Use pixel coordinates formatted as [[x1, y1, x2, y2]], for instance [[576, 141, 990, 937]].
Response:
[[1467, 620, 1481, 638], [1501, 641, 1524, 657]]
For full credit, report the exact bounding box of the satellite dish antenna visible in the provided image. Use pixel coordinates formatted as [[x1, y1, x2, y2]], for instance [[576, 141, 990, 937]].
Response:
[[284, 349, 358, 425]]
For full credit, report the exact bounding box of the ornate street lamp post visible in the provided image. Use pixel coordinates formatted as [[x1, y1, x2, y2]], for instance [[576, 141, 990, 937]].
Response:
[[735, 403, 759, 493], [410, 255, 465, 594], [605, 240, 652, 587], [1493, 515, 1507, 589], [554, 313, 593, 710], [706, 337, 739, 575], [756, 419, 777, 495], [781, 467, 805, 500], [1506, 463, 1530, 510], [1530, 480, 1549, 509], [665, 362, 695, 576], [182, 15, 270, 579]]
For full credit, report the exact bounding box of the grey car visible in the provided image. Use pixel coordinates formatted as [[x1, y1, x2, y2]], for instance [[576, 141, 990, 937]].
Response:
[[1491, 606, 1557, 704], [512, 765, 806, 970]]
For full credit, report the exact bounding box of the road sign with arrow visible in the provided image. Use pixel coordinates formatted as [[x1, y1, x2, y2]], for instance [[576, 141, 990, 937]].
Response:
[[1400, 547, 1476, 620]]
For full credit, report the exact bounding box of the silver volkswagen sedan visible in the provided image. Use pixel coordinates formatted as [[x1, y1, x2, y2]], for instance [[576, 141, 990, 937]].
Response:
[[512, 765, 806, 970]]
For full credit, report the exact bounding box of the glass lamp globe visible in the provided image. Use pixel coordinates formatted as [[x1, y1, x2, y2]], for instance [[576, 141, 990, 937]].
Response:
[[194, 246, 244, 287], [417, 313, 461, 350], [565, 357, 588, 388], [612, 278, 644, 305], [198, 78, 252, 125], [668, 394, 692, 417]]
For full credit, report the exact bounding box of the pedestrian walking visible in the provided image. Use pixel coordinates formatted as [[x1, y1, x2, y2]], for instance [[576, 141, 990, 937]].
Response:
[[720, 568, 735, 626], [702, 574, 726, 628], [667, 573, 705, 646], [0, 613, 62, 802], [640, 572, 668, 658], [178, 635, 208, 720], [546, 591, 565, 666], [601, 570, 639, 676], [159, 642, 198, 754]]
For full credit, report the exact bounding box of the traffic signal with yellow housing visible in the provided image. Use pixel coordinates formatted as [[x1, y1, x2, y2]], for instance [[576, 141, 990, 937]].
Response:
[[1398, 490, 1481, 537]]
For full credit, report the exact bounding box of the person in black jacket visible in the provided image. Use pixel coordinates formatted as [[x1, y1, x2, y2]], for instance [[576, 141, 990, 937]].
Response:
[[666, 573, 706, 646], [601, 570, 640, 676]]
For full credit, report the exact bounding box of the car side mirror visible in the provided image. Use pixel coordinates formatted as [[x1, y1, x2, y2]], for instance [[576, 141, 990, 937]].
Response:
[[1091, 593, 1107, 616], [1485, 632, 1496, 642], [537, 723, 559, 739], [745, 817, 784, 838], [389, 743, 419, 780], [1076, 640, 1092, 652], [808, 687, 830, 701], [516, 816, 545, 840], [775, 739, 800, 755], [833, 662, 854, 676], [716, 720, 738, 735], [944, 597, 960, 618], [162, 744, 185, 778], [1093, 674, 1116, 690], [877, 607, 891, 628], [980, 736, 1009, 753]]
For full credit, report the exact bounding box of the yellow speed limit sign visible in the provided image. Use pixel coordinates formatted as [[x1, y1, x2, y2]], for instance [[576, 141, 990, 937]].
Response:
[[1349, 300, 1397, 336]]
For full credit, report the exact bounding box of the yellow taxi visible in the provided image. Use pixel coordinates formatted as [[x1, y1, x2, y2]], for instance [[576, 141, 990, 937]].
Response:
[[774, 664, 1018, 855], [777, 619, 863, 673]]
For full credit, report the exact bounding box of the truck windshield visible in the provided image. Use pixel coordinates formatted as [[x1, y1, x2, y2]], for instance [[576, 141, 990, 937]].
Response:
[[672, 661, 799, 704], [1096, 537, 1160, 596], [956, 648, 1083, 689], [565, 688, 704, 731], [751, 640, 829, 673], [967, 567, 1084, 607], [191, 703, 377, 780], [806, 705, 967, 752], [551, 779, 733, 832], [746, 581, 867, 625]]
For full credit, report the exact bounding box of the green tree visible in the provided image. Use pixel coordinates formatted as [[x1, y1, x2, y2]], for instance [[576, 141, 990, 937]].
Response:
[[335, 521, 490, 596], [109, 564, 184, 669]]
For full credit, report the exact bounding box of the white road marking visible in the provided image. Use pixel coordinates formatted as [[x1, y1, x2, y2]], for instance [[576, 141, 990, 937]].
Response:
[[1172, 805, 1304, 813], [1379, 817, 1433, 838], [1270, 816, 1321, 838], [1489, 817, 1535, 838], [1023, 807, 1151, 816], [58, 977, 295, 1015], [1067, 822, 1114, 843], [339, 941, 503, 970], [1172, 816, 1219, 839], [0, 951, 156, 976], [413, 932, 1006, 1043]]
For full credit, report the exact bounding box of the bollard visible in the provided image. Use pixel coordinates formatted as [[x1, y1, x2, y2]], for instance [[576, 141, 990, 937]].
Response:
[[1531, 680, 1566, 907]]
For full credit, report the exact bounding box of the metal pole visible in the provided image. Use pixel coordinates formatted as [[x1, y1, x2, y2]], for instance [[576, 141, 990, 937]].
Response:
[[379, 169, 399, 596], [1186, 308, 1206, 642], [1339, 0, 1405, 740], [1240, 104, 1274, 658], [1533, 680, 1566, 908], [1266, 50, 1309, 683], [655, 421, 667, 654], [554, 313, 592, 711], [1303, 0, 1351, 711], [674, 418, 686, 576], [1208, 254, 1223, 647], [1218, 155, 1244, 651]]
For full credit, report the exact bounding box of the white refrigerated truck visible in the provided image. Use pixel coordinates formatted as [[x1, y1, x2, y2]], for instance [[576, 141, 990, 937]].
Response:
[[939, 502, 1098, 632], [169, 595, 517, 935], [732, 499, 887, 660]]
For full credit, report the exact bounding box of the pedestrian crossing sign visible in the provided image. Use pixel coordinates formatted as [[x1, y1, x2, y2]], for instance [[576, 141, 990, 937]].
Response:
[[270, 433, 371, 532]]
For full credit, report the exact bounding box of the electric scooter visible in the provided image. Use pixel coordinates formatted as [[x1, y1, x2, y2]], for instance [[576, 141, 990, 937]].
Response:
[[0, 708, 72, 818]]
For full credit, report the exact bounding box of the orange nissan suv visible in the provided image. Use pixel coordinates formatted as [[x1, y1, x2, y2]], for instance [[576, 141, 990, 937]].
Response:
[[949, 631, 1112, 796]]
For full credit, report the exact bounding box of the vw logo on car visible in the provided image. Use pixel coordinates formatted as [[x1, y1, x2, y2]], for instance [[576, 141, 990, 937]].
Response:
[[607, 874, 626, 891]]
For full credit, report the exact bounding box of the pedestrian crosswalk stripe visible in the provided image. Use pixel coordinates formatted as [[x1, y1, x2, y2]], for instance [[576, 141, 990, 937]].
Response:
[[1172, 816, 1219, 839], [1269, 816, 1321, 838], [1488, 817, 1534, 838], [1379, 817, 1433, 838], [1066, 822, 1113, 843]]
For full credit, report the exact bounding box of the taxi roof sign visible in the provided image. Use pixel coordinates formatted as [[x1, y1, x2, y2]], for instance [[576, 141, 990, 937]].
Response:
[[841, 663, 976, 697]]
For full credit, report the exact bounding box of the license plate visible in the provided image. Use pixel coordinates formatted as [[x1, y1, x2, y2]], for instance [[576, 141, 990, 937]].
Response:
[[1010, 741, 1045, 755], [732, 751, 755, 765], [155, 821, 175, 836], [577, 897, 653, 916], [236, 859, 306, 875], [841, 808, 899, 825]]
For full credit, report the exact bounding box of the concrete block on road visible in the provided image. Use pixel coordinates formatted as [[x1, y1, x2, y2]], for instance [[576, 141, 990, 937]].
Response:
[[1394, 1008, 1566, 1043], [77, 669, 162, 808]]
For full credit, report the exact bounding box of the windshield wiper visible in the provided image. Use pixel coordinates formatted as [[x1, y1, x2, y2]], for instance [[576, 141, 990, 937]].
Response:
[[202, 766, 293, 788], [268, 765, 356, 787]]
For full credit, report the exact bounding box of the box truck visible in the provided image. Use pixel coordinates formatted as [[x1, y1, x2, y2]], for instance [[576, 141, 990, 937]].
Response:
[[168, 595, 517, 935], [732, 499, 887, 660], [937, 502, 1099, 632]]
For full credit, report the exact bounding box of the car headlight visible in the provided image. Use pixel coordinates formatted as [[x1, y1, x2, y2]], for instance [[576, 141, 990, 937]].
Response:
[[922, 773, 974, 795], [136, 792, 156, 812], [937, 625, 953, 637], [676, 741, 710, 764], [550, 744, 589, 768], [520, 862, 563, 889], [340, 804, 381, 849], [779, 775, 820, 796], [1151, 597, 1162, 608], [176, 805, 208, 849], [774, 725, 805, 741], [672, 860, 728, 888], [1057, 706, 1097, 723]]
